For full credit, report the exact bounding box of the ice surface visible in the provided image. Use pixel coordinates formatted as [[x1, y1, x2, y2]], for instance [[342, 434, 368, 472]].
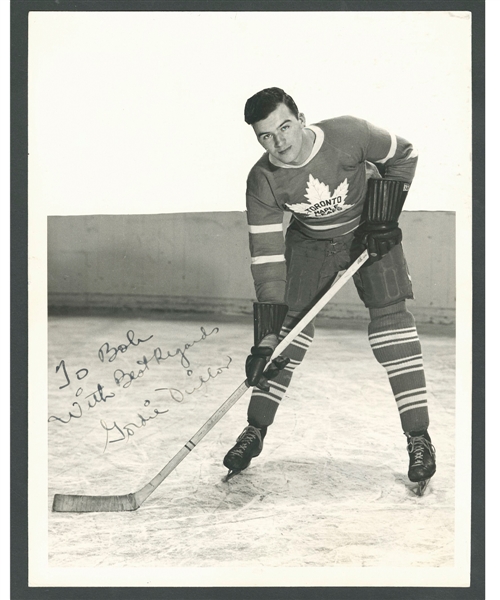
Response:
[[47, 313, 455, 569]]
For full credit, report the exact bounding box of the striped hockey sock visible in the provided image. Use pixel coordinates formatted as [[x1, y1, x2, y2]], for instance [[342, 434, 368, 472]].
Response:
[[368, 301, 430, 433], [247, 316, 315, 427]]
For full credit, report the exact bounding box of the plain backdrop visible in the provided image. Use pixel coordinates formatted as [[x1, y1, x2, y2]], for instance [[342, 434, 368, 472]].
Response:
[[28, 10, 472, 216]]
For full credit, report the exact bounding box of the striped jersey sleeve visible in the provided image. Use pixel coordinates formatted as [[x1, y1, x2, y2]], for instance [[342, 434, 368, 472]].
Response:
[[363, 120, 418, 182], [246, 165, 286, 303]]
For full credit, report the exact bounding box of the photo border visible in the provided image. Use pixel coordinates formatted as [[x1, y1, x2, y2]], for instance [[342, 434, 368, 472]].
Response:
[[11, 0, 485, 598]]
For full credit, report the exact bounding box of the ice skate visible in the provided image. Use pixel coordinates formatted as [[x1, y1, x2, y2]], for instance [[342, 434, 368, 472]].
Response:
[[405, 430, 436, 496], [223, 425, 266, 480]]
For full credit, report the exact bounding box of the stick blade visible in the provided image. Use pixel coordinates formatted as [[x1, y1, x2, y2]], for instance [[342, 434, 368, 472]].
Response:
[[52, 492, 139, 513]]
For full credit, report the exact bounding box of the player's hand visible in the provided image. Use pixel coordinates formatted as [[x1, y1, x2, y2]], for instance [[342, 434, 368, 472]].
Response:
[[245, 345, 290, 391], [246, 345, 274, 387], [358, 223, 402, 261]]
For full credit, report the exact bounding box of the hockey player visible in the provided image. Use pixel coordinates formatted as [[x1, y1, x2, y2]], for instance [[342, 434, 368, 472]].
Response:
[[223, 87, 436, 493]]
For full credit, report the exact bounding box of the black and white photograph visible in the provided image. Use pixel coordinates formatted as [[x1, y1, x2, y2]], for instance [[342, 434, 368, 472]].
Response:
[[16, 2, 484, 596]]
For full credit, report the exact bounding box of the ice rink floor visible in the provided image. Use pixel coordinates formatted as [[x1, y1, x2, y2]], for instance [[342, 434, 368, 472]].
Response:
[[47, 311, 456, 571]]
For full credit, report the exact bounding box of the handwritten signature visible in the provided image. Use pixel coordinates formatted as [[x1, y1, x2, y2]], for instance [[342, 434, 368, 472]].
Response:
[[48, 328, 154, 424], [48, 382, 116, 424], [100, 400, 170, 452], [49, 326, 221, 422], [99, 356, 232, 450], [48, 402, 83, 425], [113, 326, 220, 387], [49, 326, 231, 454], [155, 356, 232, 401], [98, 330, 154, 363]]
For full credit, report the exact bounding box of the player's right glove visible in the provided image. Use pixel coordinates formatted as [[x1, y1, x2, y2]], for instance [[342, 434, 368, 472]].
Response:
[[246, 303, 289, 391], [246, 344, 274, 386]]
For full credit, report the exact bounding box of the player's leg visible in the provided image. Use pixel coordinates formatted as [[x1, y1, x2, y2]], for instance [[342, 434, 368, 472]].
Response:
[[246, 312, 314, 429], [223, 229, 350, 473], [246, 230, 354, 428], [354, 244, 436, 486], [222, 312, 315, 473]]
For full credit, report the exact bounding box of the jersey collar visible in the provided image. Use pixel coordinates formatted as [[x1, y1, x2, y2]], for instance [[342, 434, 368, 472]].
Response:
[[268, 124, 324, 169]]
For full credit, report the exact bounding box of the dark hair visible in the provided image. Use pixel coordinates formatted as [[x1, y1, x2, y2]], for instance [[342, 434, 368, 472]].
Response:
[[244, 87, 299, 125]]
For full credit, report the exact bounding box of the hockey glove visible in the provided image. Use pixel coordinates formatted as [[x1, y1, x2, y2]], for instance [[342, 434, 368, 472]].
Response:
[[246, 346, 289, 391], [246, 344, 273, 387], [246, 302, 289, 390], [357, 178, 409, 262], [357, 222, 402, 261]]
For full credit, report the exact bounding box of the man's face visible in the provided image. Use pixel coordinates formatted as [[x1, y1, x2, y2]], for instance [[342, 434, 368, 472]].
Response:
[[252, 103, 309, 165]]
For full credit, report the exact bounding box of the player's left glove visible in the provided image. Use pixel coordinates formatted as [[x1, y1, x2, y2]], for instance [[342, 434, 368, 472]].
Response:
[[357, 222, 402, 261], [356, 179, 410, 262]]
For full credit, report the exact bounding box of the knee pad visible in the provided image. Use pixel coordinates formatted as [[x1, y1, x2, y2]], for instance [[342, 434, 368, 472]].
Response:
[[353, 243, 414, 309]]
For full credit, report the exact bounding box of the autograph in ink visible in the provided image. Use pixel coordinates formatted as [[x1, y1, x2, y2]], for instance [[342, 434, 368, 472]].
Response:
[[156, 356, 233, 401], [48, 327, 229, 449], [85, 383, 115, 409], [55, 359, 89, 395], [48, 402, 83, 424], [48, 382, 116, 423], [48, 358, 93, 424], [113, 326, 220, 388], [100, 356, 232, 450], [100, 400, 170, 452], [98, 329, 154, 363]]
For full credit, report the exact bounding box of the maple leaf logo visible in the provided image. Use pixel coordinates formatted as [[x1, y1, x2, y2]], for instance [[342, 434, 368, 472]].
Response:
[[285, 176, 350, 216], [305, 174, 332, 204]]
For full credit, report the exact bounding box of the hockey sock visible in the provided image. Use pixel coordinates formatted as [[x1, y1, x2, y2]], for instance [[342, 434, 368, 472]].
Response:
[[368, 301, 430, 433], [247, 315, 315, 427]]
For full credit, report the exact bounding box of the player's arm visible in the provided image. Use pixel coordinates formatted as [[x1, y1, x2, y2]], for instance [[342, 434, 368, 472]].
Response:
[[245, 169, 289, 389], [356, 178, 410, 261], [363, 120, 418, 182], [246, 168, 287, 304], [357, 119, 417, 261]]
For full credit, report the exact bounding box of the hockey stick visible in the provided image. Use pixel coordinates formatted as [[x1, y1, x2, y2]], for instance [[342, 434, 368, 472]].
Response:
[[52, 250, 369, 512]]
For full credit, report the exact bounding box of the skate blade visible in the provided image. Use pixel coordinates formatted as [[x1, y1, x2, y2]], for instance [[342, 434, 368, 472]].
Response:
[[411, 479, 430, 496], [223, 469, 242, 482]]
